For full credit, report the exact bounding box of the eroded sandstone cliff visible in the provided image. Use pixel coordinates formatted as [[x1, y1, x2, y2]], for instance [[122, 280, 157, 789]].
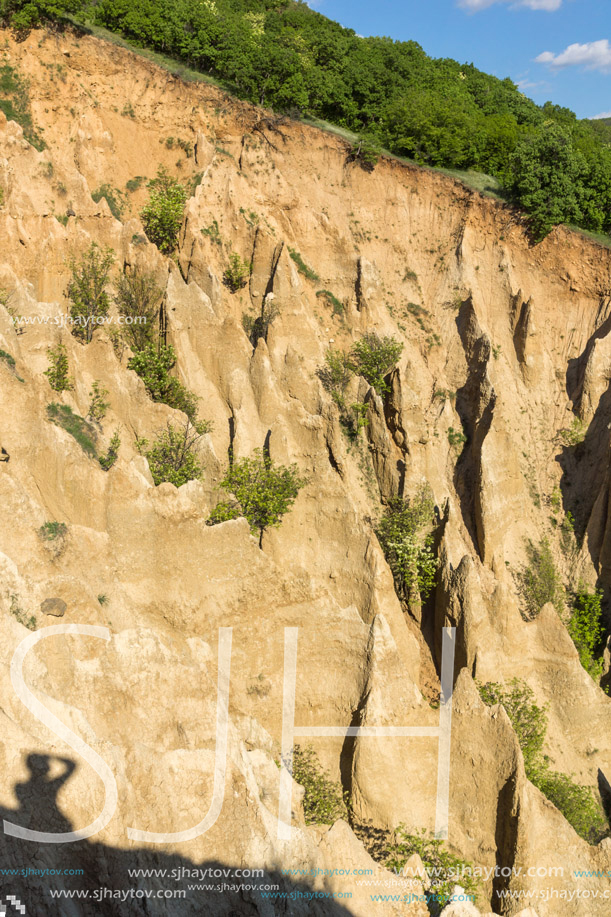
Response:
[[1, 26, 611, 917]]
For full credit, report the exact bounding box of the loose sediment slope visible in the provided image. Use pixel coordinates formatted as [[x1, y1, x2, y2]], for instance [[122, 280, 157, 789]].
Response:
[[1, 26, 611, 917]]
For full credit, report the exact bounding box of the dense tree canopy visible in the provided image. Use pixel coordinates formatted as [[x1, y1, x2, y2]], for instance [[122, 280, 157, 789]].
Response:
[[4, 0, 611, 239]]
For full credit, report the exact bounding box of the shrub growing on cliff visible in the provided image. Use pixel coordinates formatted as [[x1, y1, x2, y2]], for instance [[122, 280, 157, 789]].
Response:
[[290, 745, 349, 826], [137, 419, 204, 486], [558, 417, 588, 447], [568, 588, 605, 681], [140, 167, 187, 254], [288, 248, 319, 283], [88, 380, 110, 423], [66, 242, 114, 343], [479, 679, 608, 843], [376, 485, 438, 605], [317, 348, 353, 409], [208, 449, 307, 537], [38, 521, 67, 542], [99, 431, 120, 471], [223, 253, 250, 292], [349, 333, 403, 395], [517, 537, 564, 620], [127, 343, 199, 422], [115, 267, 163, 350], [92, 183, 126, 221], [242, 295, 279, 346], [346, 136, 380, 172], [384, 829, 479, 915], [44, 343, 73, 392]]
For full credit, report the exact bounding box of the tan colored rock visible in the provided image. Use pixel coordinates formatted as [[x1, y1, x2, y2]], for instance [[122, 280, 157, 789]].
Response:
[[40, 597, 67, 616]]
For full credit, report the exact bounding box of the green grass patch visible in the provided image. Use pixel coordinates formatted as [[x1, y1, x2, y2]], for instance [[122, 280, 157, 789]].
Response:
[[316, 289, 343, 314], [46, 403, 98, 458], [0, 62, 45, 151], [0, 348, 24, 382], [288, 248, 319, 282], [38, 521, 68, 541], [92, 183, 126, 220]]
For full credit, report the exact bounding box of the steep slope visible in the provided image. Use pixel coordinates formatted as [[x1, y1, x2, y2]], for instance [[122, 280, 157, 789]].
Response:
[[0, 26, 611, 916]]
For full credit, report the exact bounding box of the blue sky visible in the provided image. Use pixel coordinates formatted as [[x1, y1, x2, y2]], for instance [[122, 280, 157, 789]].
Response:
[[307, 0, 610, 119]]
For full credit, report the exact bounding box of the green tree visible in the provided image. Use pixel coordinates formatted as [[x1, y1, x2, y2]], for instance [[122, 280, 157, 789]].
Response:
[[137, 419, 204, 486], [99, 431, 120, 471], [568, 589, 605, 680], [376, 486, 438, 607], [66, 243, 114, 343], [291, 745, 349, 826], [115, 267, 163, 350], [0, 0, 83, 29], [223, 253, 250, 292], [208, 449, 307, 537], [140, 167, 187, 254], [349, 332, 403, 396], [317, 348, 353, 408], [88, 380, 110, 423], [44, 343, 72, 392], [506, 124, 586, 241]]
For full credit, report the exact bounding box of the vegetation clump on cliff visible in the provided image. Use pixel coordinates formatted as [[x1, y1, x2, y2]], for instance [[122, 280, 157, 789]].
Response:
[[376, 485, 439, 608], [208, 449, 307, 537], [479, 679, 608, 844]]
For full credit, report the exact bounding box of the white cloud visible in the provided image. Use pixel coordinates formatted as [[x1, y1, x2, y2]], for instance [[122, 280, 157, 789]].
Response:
[[592, 111, 611, 119], [536, 40, 611, 72], [459, 0, 562, 11], [516, 78, 547, 91]]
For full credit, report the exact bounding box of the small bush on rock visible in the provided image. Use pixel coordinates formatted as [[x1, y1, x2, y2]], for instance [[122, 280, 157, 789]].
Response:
[[242, 295, 279, 346], [290, 745, 349, 825], [44, 343, 73, 391], [38, 521, 67, 541], [376, 485, 438, 605], [517, 537, 564, 620], [66, 242, 114, 343], [208, 449, 307, 536], [568, 588, 605, 680], [127, 343, 199, 422], [137, 419, 205, 487], [140, 167, 187, 254], [99, 431, 120, 471], [88, 380, 110, 423], [115, 267, 163, 350], [223, 253, 250, 292], [479, 678, 608, 843], [317, 348, 353, 409], [384, 828, 479, 915], [47, 403, 97, 457], [349, 332, 403, 395]]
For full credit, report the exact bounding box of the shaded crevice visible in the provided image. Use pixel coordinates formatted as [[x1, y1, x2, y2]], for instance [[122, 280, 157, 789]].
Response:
[[492, 774, 520, 911], [227, 415, 235, 466], [263, 429, 272, 464], [159, 295, 168, 346], [558, 384, 611, 565], [511, 295, 532, 367], [339, 694, 369, 804], [453, 297, 496, 559], [355, 258, 365, 313], [566, 298, 611, 411], [326, 439, 342, 477]]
